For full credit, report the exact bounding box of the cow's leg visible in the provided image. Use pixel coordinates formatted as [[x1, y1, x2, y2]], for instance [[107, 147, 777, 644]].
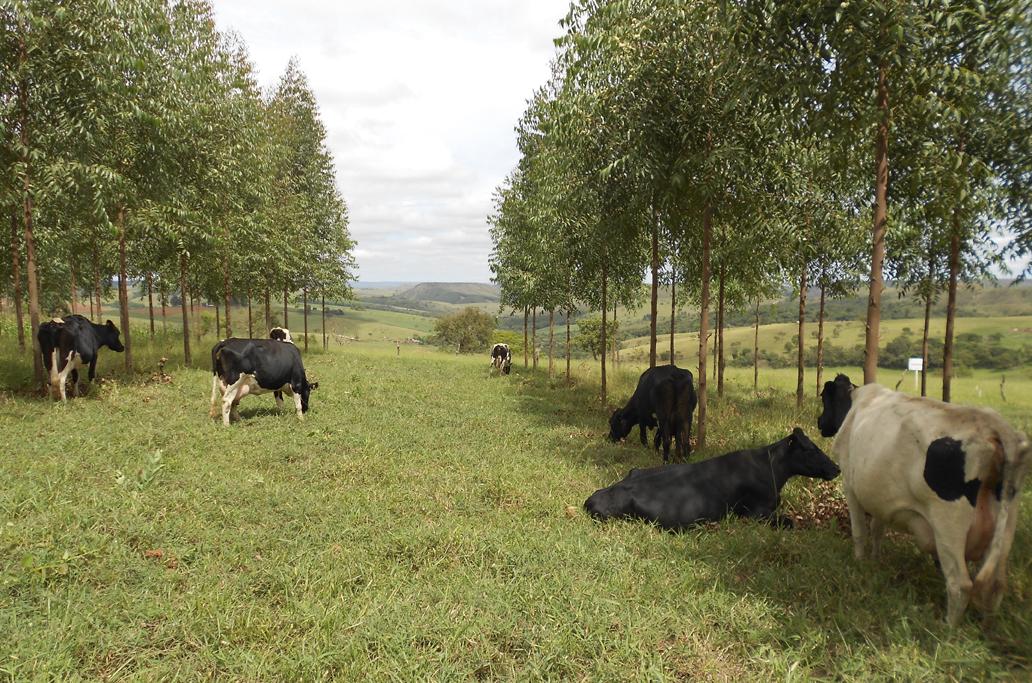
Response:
[[56, 352, 79, 402], [934, 529, 973, 626], [869, 518, 885, 559], [844, 485, 870, 560], [209, 375, 223, 419], [639, 421, 649, 447], [221, 379, 244, 426], [291, 386, 304, 421], [275, 390, 284, 411]]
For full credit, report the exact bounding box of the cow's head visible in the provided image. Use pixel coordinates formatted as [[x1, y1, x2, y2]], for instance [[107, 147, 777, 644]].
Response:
[[784, 427, 840, 480], [270, 327, 293, 344], [102, 320, 125, 352], [817, 374, 853, 437], [608, 407, 635, 442], [298, 379, 319, 413]]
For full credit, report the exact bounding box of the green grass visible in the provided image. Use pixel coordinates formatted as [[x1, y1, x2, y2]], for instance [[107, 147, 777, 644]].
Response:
[[2, 336, 1032, 679]]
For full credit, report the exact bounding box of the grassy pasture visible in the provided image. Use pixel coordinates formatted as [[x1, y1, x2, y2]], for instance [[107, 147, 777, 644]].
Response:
[[2, 338, 1032, 679]]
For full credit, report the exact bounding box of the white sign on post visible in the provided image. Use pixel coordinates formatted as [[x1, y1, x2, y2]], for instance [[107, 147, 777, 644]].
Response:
[[908, 357, 924, 372]]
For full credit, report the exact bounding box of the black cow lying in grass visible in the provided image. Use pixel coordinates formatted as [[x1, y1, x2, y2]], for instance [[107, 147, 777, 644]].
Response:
[[609, 364, 697, 462], [586, 428, 840, 530]]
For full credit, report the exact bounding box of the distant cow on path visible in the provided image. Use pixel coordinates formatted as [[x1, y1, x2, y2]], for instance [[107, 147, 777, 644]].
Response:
[[818, 373, 1030, 625], [38, 315, 124, 401], [586, 428, 840, 530], [609, 364, 697, 462]]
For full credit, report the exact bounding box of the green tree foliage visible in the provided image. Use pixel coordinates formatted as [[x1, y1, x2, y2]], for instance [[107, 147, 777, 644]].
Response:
[[433, 307, 496, 354]]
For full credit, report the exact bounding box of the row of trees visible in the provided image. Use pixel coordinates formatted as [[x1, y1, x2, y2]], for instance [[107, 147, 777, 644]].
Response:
[[1, 0, 355, 385], [490, 0, 1031, 448]]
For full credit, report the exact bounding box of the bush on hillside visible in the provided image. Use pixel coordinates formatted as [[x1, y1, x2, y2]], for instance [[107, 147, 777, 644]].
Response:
[[432, 307, 495, 353]]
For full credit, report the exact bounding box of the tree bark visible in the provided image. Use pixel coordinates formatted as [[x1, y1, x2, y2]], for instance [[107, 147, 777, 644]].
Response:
[[717, 263, 726, 397], [548, 309, 554, 378], [796, 266, 808, 408], [753, 298, 760, 393], [70, 262, 78, 315], [697, 201, 712, 449], [712, 318, 718, 382], [863, 59, 890, 385], [146, 272, 154, 337], [18, 54, 43, 384], [116, 207, 132, 372], [303, 287, 309, 352], [921, 287, 932, 398], [523, 305, 528, 367], [264, 287, 271, 332], [943, 227, 961, 403], [93, 247, 102, 323], [612, 304, 617, 364], [179, 253, 191, 365], [565, 309, 572, 386], [160, 280, 167, 335], [10, 212, 25, 351], [816, 275, 826, 397], [215, 302, 221, 339], [247, 289, 253, 338], [601, 257, 608, 404], [322, 291, 327, 350], [649, 205, 659, 368], [283, 286, 289, 329], [669, 273, 676, 364], [222, 266, 232, 338], [531, 306, 537, 369]]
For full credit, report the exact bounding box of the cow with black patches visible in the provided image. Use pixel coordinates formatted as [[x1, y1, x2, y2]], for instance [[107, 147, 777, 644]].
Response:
[[490, 343, 511, 375], [818, 374, 1031, 625], [37, 315, 125, 401], [585, 428, 840, 530], [269, 327, 294, 407], [209, 338, 318, 425]]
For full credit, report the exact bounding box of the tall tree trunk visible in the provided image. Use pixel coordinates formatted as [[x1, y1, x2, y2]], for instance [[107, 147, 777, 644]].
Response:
[[264, 287, 271, 332], [283, 286, 289, 329], [753, 299, 760, 393], [649, 205, 659, 368], [796, 266, 808, 408], [523, 306, 528, 367], [322, 291, 327, 351], [179, 253, 191, 365], [88, 288, 94, 321], [146, 272, 154, 337], [943, 227, 961, 403], [669, 274, 676, 364], [548, 309, 554, 378], [247, 290, 253, 338], [192, 294, 201, 347], [222, 266, 232, 339], [116, 207, 132, 372], [10, 212, 25, 351], [565, 309, 571, 386], [863, 59, 890, 385], [601, 257, 608, 404], [921, 288, 932, 398], [816, 275, 826, 397], [18, 64, 43, 383], [712, 321, 717, 382], [301, 288, 307, 352], [93, 247, 101, 323], [612, 304, 617, 364], [717, 264, 726, 397], [531, 306, 537, 369], [697, 202, 712, 450], [160, 280, 167, 335], [215, 302, 221, 339], [69, 262, 77, 315]]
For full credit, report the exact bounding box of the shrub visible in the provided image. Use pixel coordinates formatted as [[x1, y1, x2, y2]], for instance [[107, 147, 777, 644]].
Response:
[[432, 307, 495, 353]]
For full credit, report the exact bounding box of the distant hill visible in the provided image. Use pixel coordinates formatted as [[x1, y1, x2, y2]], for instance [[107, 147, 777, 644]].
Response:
[[394, 282, 498, 305]]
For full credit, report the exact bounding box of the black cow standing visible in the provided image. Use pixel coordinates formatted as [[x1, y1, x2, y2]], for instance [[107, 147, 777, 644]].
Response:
[[37, 315, 124, 401], [490, 343, 512, 375], [209, 338, 318, 425], [586, 428, 840, 530], [609, 364, 697, 462]]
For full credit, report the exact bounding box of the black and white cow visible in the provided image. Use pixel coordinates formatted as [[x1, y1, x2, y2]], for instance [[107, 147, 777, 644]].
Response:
[[209, 338, 317, 426], [270, 327, 293, 343], [818, 374, 1031, 625], [609, 364, 697, 462], [586, 428, 840, 530], [490, 343, 512, 375], [37, 315, 124, 401]]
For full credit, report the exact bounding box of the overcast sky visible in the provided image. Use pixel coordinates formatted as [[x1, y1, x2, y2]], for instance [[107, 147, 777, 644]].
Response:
[[211, 1, 569, 283]]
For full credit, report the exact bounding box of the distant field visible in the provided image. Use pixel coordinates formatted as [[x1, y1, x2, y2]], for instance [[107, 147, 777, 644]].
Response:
[[2, 336, 1031, 678]]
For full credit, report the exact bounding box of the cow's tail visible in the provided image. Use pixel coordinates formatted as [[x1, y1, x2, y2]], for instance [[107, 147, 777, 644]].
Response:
[[972, 434, 1031, 611]]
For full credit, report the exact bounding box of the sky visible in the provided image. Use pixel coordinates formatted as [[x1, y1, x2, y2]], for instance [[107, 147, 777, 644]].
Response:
[[211, 0, 570, 284]]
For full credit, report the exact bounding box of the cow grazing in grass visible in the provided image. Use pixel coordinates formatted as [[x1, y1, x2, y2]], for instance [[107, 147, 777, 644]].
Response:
[[38, 315, 124, 401], [609, 364, 697, 462], [818, 373, 1031, 625], [490, 343, 512, 375], [210, 338, 317, 426], [586, 428, 839, 530]]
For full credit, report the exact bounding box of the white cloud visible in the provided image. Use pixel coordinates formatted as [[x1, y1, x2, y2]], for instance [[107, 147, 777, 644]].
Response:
[[211, 0, 568, 282]]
